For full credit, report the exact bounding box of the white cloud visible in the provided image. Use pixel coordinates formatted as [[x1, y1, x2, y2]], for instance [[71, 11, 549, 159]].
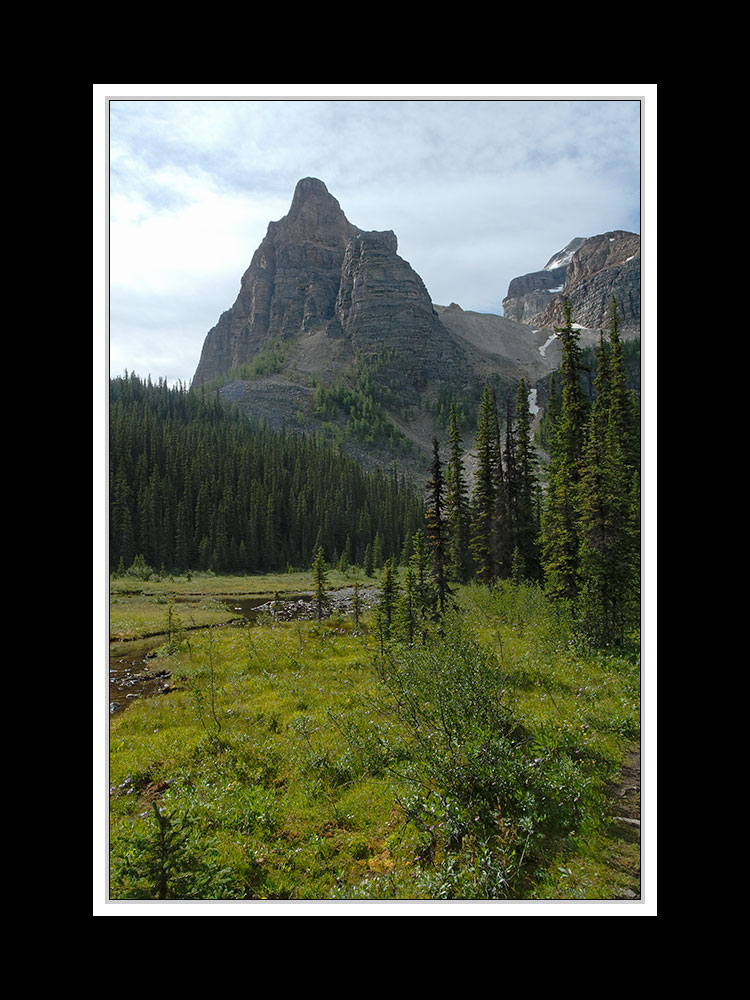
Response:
[[103, 91, 644, 385]]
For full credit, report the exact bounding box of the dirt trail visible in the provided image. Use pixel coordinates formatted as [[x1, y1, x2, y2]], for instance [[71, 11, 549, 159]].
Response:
[[604, 745, 641, 899]]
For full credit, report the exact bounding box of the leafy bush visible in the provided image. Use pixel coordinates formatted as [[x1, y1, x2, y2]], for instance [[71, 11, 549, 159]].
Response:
[[336, 612, 607, 894]]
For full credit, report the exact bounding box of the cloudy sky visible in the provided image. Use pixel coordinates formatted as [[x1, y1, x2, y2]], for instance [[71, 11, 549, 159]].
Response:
[[100, 86, 649, 386]]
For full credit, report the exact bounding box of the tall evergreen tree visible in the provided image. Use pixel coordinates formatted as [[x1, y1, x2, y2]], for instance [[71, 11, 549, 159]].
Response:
[[378, 556, 400, 640], [541, 301, 588, 602], [578, 300, 640, 644], [606, 295, 640, 479], [425, 437, 448, 618], [111, 465, 136, 569], [470, 385, 498, 585], [444, 403, 472, 583], [512, 378, 541, 581], [398, 564, 417, 645], [363, 542, 375, 578], [409, 527, 435, 643], [497, 396, 516, 578]]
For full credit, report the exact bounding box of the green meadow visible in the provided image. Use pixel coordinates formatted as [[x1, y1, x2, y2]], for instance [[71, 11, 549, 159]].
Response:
[[107, 571, 640, 902]]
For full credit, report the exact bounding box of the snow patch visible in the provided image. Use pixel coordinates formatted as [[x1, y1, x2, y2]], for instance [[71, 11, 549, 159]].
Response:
[[538, 333, 558, 357]]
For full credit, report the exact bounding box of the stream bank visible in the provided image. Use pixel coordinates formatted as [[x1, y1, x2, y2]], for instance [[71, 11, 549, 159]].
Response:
[[109, 587, 379, 714]]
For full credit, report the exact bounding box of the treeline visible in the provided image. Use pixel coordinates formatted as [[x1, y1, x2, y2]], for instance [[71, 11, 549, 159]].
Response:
[[109, 373, 424, 575], [409, 297, 640, 648]]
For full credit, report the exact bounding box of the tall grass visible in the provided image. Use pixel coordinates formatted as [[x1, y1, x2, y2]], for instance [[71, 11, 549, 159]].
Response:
[[108, 579, 639, 900]]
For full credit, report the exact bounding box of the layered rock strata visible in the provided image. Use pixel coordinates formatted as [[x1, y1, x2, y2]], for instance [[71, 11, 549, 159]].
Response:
[[192, 177, 471, 400], [540, 231, 641, 332], [502, 232, 640, 333]]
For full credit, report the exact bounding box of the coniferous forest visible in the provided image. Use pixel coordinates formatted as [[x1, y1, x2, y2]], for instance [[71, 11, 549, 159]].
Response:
[[445, 296, 642, 647], [110, 297, 639, 646], [109, 373, 425, 577]]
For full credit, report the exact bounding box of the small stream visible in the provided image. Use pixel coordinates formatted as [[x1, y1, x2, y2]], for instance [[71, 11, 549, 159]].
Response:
[[109, 636, 176, 714], [108, 593, 334, 715]]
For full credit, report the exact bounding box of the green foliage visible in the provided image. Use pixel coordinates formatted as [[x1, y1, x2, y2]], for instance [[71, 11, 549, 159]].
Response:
[[110, 575, 638, 901], [333, 594, 622, 896], [423, 384, 481, 432], [470, 386, 499, 585], [110, 802, 236, 899], [444, 403, 472, 583], [540, 298, 640, 645], [109, 372, 423, 575], [204, 337, 289, 385], [161, 601, 187, 656], [377, 556, 401, 641], [311, 349, 412, 451], [407, 528, 436, 641], [311, 546, 331, 621], [425, 437, 448, 617], [313, 381, 408, 450]]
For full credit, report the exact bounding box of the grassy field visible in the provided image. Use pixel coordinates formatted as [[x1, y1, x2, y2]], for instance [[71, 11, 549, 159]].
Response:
[[106, 570, 641, 905]]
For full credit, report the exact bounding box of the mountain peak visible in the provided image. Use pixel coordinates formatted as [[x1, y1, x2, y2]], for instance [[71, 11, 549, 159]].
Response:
[[544, 237, 586, 271], [290, 176, 334, 210], [192, 178, 469, 397], [282, 177, 352, 236], [292, 176, 331, 198]]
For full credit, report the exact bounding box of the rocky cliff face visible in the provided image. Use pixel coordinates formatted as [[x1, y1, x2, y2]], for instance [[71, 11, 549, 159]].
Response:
[[193, 177, 472, 402], [190, 179, 640, 474], [501, 238, 585, 326], [541, 231, 641, 332], [501, 232, 640, 333], [193, 178, 360, 386]]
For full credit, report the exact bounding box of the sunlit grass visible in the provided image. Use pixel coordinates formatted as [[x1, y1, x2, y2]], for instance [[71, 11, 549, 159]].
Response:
[[109, 569, 378, 640], [109, 577, 640, 901]]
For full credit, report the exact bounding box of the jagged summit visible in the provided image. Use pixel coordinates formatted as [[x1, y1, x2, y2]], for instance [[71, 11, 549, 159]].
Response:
[[280, 177, 355, 240], [191, 178, 472, 401], [291, 175, 332, 204], [189, 178, 640, 473]]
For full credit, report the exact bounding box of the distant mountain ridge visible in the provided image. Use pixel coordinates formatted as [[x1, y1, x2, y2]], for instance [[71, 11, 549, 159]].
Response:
[[191, 178, 640, 472], [502, 231, 641, 333]]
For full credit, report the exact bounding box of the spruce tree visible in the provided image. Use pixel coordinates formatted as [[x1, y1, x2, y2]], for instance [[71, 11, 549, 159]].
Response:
[[606, 295, 640, 479], [444, 403, 472, 583], [425, 437, 448, 618], [539, 370, 560, 453], [378, 556, 400, 640], [498, 396, 516, 578], [541, 301, 588, 602], [399, 564, 417, 645], [372, 531, 385, 570], [312, 546, 331, 621], [409, 527, 435, 643], [470, 385, 498, 585], [578, 300, 640, 644], [363, 542, 374, 578], [513, 378, 541, 580]]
